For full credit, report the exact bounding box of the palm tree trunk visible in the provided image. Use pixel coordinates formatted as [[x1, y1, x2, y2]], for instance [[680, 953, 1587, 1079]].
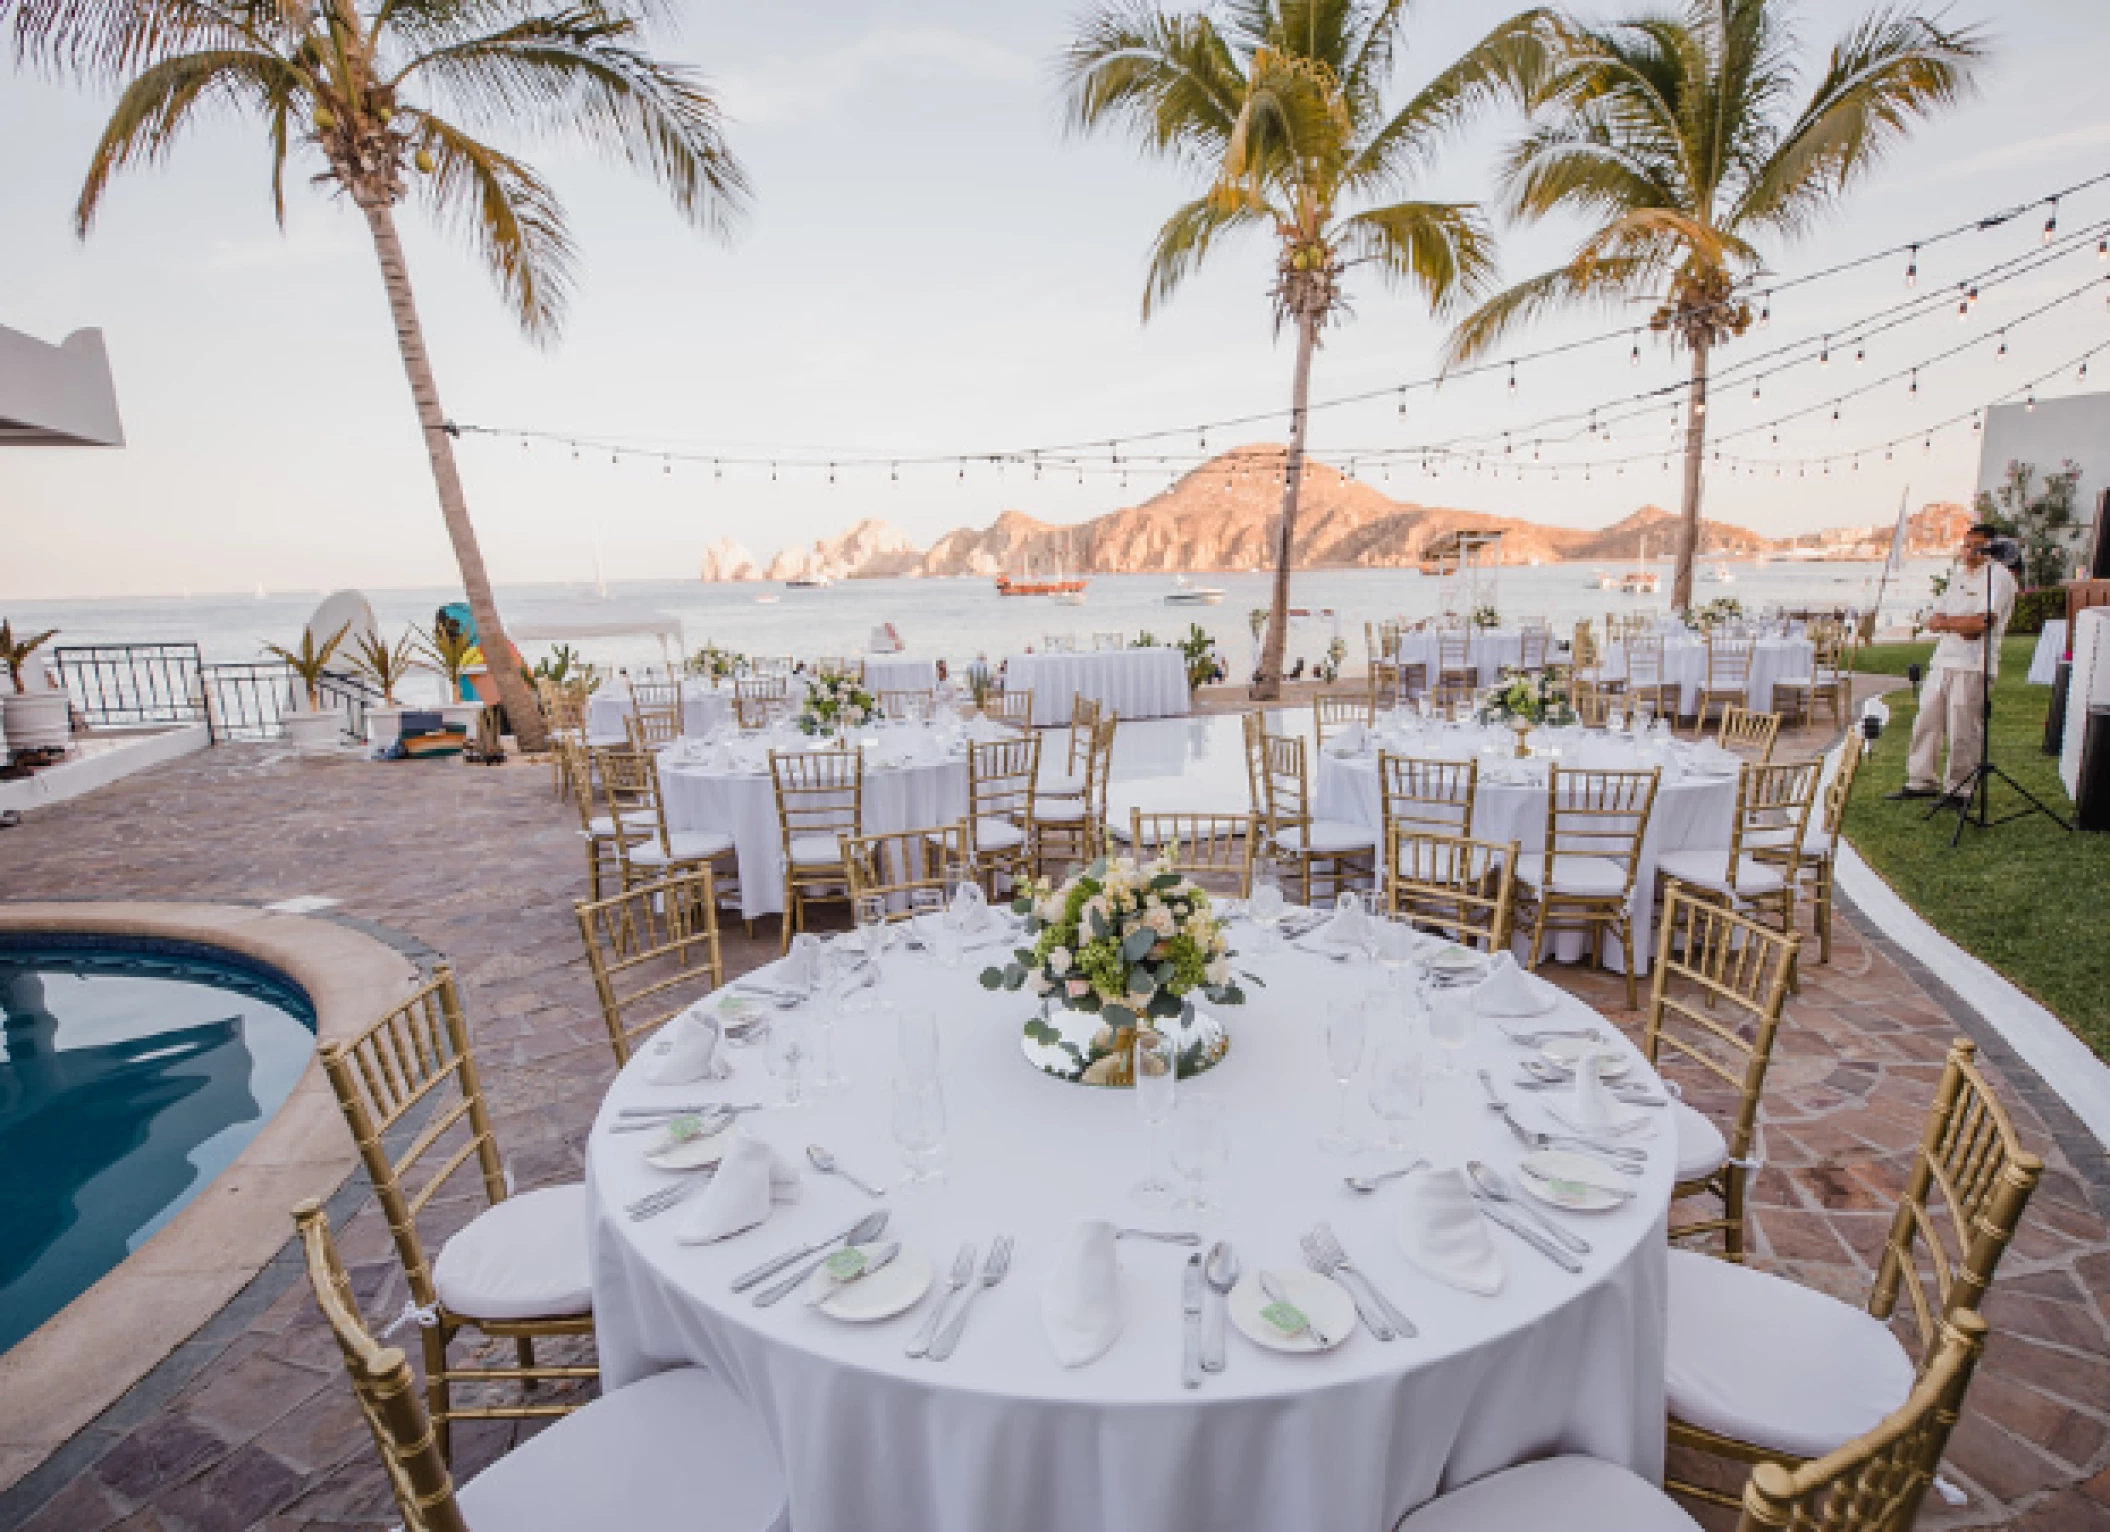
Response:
[[1253, 312, 1319, 701], [1671, 336, 1711, 613], [357, 198, 548, 752]]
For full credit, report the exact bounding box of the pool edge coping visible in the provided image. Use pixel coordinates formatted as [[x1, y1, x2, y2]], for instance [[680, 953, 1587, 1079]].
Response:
[[0, 901, 422, 1493]]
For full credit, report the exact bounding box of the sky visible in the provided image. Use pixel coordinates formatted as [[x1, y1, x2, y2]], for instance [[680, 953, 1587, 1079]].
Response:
[[3, 0, 2108, 601]]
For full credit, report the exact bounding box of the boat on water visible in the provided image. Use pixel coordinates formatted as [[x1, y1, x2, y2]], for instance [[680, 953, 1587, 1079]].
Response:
[[1620, 569, 1663, 595], [754, 593, 781, 605], [995, 574, 1088, 597], [785, 574, 833, 590], [1588, 570, 1619, 590], [1164, 575, 1225, 606], [1702, 562, 1736, 584], [1050, 590, 1088, 607]]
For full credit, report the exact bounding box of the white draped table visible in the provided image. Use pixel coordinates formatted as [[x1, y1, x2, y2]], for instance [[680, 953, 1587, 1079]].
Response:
[[1392, 630, 1544, 685], [2028, 621, 2067, 686], [862, 654, 941, 694], [588, 944, 1673, 1532], [1006, 647, 1191, 725], [1597, 636, 1814, 716], [586, 680, 734, 746], [1313, 724, 1740, 974]]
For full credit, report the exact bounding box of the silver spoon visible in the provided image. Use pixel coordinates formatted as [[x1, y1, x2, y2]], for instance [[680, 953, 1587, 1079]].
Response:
[[1466, 1159, 1592, 1255], [1202, 1241, 1238, 1373], [1343, 1157, 1431, 1194], [806, 1145, 887, 1198]]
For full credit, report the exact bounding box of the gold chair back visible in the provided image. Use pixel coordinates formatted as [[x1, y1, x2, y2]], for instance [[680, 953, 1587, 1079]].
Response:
[[842, 822, 970, 911], [1717, 706, 1781, 763], [770, 747, 864, 858], [1707, 637, 1756, 688], [630, 678, 679, 714], [967, 733, 1040, 883], [624, 705, 681, 751], [1819, 732, 1866, 841], [1093, 631, 1125, 651], [1066, 694, 1104, 775], [1313, 692, 1376, 744], [1368, 659, 1404, 710], [812, 656, 863, 681], [986, 690, 1035, 731], [1259, 730, 1314, 838], [575, 869, 725, 1065], [1437, 632, 1473, 681], [1544, 766, 1660, 892], [595, 745, 681, 887], [1240, 709, 1268, 821], [1377, 753, 1478, 841], [1571, 681, 1612, 727], [735, 675, 789, 729], [1128, 810, 1256, 896], [1725, 758, 1823, 888], [1518, 630, 1550, 671], [1386, 830, 1517, 950], [1428, 682, 1477, 720]]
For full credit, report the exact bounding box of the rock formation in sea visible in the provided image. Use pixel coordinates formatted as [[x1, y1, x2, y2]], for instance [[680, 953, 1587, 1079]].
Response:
[[699, 537, 760, 582]]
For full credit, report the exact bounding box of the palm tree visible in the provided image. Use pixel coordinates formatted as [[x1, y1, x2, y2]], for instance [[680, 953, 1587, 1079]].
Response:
[[8, 0, 747, 748], [1444, 0, 1983, 611], [1060, 0, 1536, 699]]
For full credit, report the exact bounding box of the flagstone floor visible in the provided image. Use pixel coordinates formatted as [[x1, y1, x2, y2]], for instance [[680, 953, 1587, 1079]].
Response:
[[0, 735, 2105, 1531]]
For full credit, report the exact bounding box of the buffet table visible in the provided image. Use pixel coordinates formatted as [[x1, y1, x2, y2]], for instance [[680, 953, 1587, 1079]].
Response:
[[587, 937, 1673, 1532], [1006, 648, 1190, 725]]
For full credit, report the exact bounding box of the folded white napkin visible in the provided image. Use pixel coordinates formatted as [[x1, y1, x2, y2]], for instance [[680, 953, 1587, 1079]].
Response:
[[779, 939, 821, 995], [675, 1135, 801, 1244], [1567, 1051, 1641, 1134], [1319, 896, 1367, 950], [1397, 1168, 1504, 1295], [1471, 953, 1547, 1016], [949, 881, 990, 932], [1325, 721, 1368, 756], [644, 1004, 728, 1085], [1041, 1220, 1123, 1368]]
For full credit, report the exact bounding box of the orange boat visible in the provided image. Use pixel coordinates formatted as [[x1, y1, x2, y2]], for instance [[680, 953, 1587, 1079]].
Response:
[[995, 575, 1087, 597]]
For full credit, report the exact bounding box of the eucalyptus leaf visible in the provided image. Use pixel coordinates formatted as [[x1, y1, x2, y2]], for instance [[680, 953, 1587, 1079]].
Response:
[[979, 969, 1004, 990], [1121, 927, 1156, 962], [1102, 1003, 1136, 1031]]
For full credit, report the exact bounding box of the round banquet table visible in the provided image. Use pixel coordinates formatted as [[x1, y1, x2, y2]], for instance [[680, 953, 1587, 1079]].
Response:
[[658, 727, 968, 921], [1392, 630, 1546, 685], [587, 943, 1674, 1532], [1597, 635, 1814, 717], [1312, 721, 1740, 974], [586, 680, 734, 746], [862, 654, 941, 694], [1005, 647, 1191, 725]]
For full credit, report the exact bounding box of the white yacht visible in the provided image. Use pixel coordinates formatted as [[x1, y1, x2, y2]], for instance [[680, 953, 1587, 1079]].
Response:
[[1164, 574, 1226, 605]]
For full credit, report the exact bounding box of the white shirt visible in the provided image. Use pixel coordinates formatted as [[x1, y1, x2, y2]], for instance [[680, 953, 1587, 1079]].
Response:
[[1929, 558, 2017, 676]]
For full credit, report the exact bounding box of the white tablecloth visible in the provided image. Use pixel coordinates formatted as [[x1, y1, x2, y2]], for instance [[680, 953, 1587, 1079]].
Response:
[[586, 681, 734, 746], [863, 655, 941, 694], [1598, 636, 1814, 716], [1006, 648, 1191, 725], [658, 729, 969, 920], [2029, 621, 2068, 686], [588, 945, 1672, 1532], [1314, 725, 1739, 973], [1393, 630, 1538, 685]]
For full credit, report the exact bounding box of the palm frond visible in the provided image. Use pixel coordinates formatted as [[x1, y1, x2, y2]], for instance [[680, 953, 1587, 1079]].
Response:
[[1057, 0, 1243, 167], [1442, 255, 1653, 368], [1500, 120, 1676, 224], [1347, 8, 1555, 192], [409, 110, 577, 341], [1141, 191, 1270, 319], [1338, 198, 1493, 312], [7, 0, 270, 81]]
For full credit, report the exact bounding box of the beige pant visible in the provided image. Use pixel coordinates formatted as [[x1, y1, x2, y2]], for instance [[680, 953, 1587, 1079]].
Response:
[[1906, 666, 1987, 794]]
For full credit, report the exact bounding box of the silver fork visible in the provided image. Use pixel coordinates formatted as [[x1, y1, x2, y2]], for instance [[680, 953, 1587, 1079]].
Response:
[[928, 1236, 1013, 1361], [905, 1243, 976, 1358], [1495, 1107, 1648, 1173], [1300, 1232, 1394, 1341], [1312, 1224, 1418, 1339]]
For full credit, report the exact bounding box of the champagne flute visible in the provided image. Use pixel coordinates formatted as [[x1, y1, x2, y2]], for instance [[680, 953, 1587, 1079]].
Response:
[[1426, 990, 1474, 1079], [909, 887, 945, 957], [1319, 997, 1372, 1154], [895, 1004, 940, 1082], [765, 1010, 810, 1110], [891, 1074, 948, 1189], [1130, 1028, 1178, 1209], [1168, 1095, 1228, 1218], [1247, 859, 1285, 953], [1367, 1032, 1423, 1156], [810, 943, 852, 1096]]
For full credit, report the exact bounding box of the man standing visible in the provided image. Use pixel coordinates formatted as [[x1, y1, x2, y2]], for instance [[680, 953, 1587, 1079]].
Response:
[[1889, 523, 2017, 803]]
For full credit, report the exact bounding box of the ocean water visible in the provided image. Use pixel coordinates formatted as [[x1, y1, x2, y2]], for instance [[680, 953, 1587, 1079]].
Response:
[[10, 560, 1943, 694]]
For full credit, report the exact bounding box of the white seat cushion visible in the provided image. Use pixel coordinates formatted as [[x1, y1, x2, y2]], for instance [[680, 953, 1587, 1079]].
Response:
[[1398, 1454, 1702, 1532], [456, 1367, 788, 1532], [584, 810, 655, 838], [1772, 675, 1814, 690], [1034, 799, 1088, 824], [1515, 854, 1629, 898], [1672, 1097, 1729, 1182], [1666, 1248, 1917, 1461], [1655, 849, 1786, 898], [1039, 770, 1086, 798], [1275, 820, 1378, 855], [975, 817, 1027, 851], [788, 832, 846, 867], [432, 1185, 592, 1321], [631, 830, 736, 867]]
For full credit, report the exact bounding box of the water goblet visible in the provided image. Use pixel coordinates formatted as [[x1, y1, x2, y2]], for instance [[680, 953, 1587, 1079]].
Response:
[[1130, 1028, 1178, 1208], [1367, 1032, 1424, 1156], [1319, 997, 1373, 1154], [891, 1074, 949, 1190], [1168, 1095, 1228, 1218], [909, 887, 945, 954], [808, 943, 853, 1096], [1605, 705, 1626, 736], [1247, 861, 1285, 954], [1373, 909, 1418, 989], [1426, 989, 1474, 1078], [765, 1010, 811, 1110]]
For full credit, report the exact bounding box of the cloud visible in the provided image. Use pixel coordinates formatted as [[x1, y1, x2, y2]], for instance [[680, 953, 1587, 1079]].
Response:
[[717, 24, 1033, 126]]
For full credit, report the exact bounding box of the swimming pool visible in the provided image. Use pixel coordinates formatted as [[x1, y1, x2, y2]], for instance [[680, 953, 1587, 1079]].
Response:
[[0, 934, 317, 1354]]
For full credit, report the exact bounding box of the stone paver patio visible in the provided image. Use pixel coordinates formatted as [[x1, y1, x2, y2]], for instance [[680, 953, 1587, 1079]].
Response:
[[0, 730, 2105, 1531]]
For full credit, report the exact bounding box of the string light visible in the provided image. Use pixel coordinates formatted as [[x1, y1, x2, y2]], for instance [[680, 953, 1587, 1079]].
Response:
[[2044, 198, 2059, 244], [662, 455, 671, 475], [1909, 368, 1919, 397], [1855, 343, 1866, 365], [1997, 330, 2008, 360], [1508, 361, 1518, 396], [1630, 341, 1640, 368], [1905, 244, 1919, 287], [1819, 336, 1830, 366]]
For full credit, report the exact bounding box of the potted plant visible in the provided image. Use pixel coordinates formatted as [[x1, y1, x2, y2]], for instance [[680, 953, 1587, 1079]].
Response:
[[417, 625, 489, 732], [263, 622, 352, 754], [1, 620, 68, 753], [349, 630, 425, 748]]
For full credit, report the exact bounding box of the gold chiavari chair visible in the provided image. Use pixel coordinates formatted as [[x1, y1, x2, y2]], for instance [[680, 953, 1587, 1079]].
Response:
[[1622, 634, 1682, 721], [1693, 636, 1755, 735], [1033, 713, 1115, 875], [1664, 1038, 2040, 1505], [293, 1198, 788, 1532], [1517, 629, 1551, 674], [1386, 830, 1517, 951], [599, 744, 740, 897], [1127, 809, 1256, 897], [1515, 765, 1661, 1010], [630, 677, 679, 715], [1042, 694, 1101, 800], [734, 675, 788, 730], [575, 868, 724, 1065], [1428, 681, 1478, 721], [560, 737, 651, 901], [1751, 734, 1865, 964], [879, 688, 934, 722], [769, 746, 864, 951], [751, 653, 795, 677], [623, 704, 682, 752], [1093, 631, 1125, 651], [1392, 1313, 1989, 1532], [1436, 632, 1475, 689], [319, 970, 596, 1459], [1653, 758, 1821, 956], [1258, 728, 1378, 905], [845, 821, 970, 913], [1715, 705, 1781, 763], [1571, 679, 1613, 727], [1368, 659, 1404, 712], [1815, 631, 1858, 726], [984, 689, 1035, 731], [1312, 691, 1376, 746], [1377, 753, 1477, 841], [541, 680, 590, 796], [1645, 888, 1797, 1262], [1571, 621, 1618, 692], [967, 733, 1040, 893], [811, 656, 862, 681]]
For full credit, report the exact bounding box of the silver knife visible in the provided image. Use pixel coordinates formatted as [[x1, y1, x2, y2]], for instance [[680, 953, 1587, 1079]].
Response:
[[1181, 1253, 1205, 1390], [731, 1216, 877, 1292], [1476, 1198, 1585, 1273]]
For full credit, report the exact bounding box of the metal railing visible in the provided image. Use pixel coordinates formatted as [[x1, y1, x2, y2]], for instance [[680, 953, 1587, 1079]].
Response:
[[198, 663, 379, 744], [52, 643, 380, 744]]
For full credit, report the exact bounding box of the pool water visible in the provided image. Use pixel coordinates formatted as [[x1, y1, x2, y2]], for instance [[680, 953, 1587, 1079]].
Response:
[[0, 936, 317, 1353]]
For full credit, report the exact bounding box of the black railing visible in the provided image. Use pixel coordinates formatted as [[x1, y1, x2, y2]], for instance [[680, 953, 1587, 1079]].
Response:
[[198, 663, 379, 744], [51, 643, 379, 744]]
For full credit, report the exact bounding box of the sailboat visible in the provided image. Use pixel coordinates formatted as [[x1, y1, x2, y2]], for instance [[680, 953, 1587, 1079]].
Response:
[[1619, 534, 1661, 595], [1164, 573, 1226, 605]]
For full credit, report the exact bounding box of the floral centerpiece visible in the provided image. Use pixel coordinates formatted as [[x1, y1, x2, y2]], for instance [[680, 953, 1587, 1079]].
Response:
[[982, 850, 1247, 1085], [1477, 670, 1576, 755], [797, 673, 876, 736]]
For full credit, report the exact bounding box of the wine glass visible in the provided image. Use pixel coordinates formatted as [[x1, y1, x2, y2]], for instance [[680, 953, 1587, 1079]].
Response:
[[895, 1004, 940, 1082], [1373, 909, 1418, 989], [909, 887, 945, 953], [1168, 1095, 1229, 1217], [765, 1010, 810, 1110], [1426, 989, 1474, 1078], [1247, 859, 1285, 953], [1605, 704, 1625, 736], [1319, 997, 1372, 1154], [1130, 1028, 1178, 1208], [1366, 1032, 1423, 1156], [891, 1074, 948, 1190], [807, 943, 853, 1096]]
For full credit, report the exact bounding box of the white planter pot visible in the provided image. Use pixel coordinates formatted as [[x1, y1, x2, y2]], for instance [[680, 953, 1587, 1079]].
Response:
[[284, 705, 347, 755], [3, 691, 71, 752], [366, 706, 407, 750]]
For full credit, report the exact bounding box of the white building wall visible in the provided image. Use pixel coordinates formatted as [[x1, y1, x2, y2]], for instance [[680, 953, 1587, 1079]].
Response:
[[1975, 392, 2110, 542]]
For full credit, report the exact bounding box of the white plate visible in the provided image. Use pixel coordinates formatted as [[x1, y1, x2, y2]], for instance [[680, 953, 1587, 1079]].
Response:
[[1227, 1267, 1357, 1353], [1517, 1151, 1630, 1212], [1419, 940, 1487, 975], [642, 1118, 737, 1170], [1538, 1037, 1631, 1079], [1471, 973, 1559, 1017], [804, 1245, 934, 1321]]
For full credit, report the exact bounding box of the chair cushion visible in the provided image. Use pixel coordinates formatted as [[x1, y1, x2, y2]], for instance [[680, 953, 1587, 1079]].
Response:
[[585, 810, 655, 838], [1666, 1248, 1917, 1462], [1655, 849, 1786, 898], [631, 830, 736, 867], [1672, 1098, 1729, 1182], [432, 1185, 592, 1321], [456, 1366, 788, 1532], [1034, 800, 1088, 824], [788, 832, 846, 867], [1398, 1455, 1701, 1532], [1275, 820, 1378, 855], [1039, 770, 1086, 798], [975, 817, 1026, 851], [1515, 854, 1628, 897], [1772, 675, 1814, 690]]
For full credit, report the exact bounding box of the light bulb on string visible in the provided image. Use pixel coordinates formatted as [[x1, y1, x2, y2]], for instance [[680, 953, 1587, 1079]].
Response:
[[2043, 198, 2058, 244], [1855, 343, 1865, 366], [1198, 429, 1207, 451], [828, 462, 837, 484], [571, 443, 579, 461], [770, 462, 778, 481], [2026, 391, 2037, 412], [1819, 336, 1829, 367], [2082, 359, 2092, 381], [1397, 388, 1408, 420], [1909, 369, 1919, 397], [2099, 236, 2107, 262], [713, 459, 722, 480], [1905, 245, 1918, 287], [1629, 340, 1641, 368], [1758, 302, 1770, 328], [1751, 379, 1761, 401], [1996, 330, 2008, 361], [1507, 362, 1517, 397], [610, 451, 618, 466], [663, 455, 671, 476]]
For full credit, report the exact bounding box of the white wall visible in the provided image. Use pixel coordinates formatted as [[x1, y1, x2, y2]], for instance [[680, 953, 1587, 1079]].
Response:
[[1975, 392, 2110, 556]]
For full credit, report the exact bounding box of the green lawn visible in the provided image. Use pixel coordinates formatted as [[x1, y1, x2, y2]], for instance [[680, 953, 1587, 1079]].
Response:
[[1844, 635, 2110, 1062]]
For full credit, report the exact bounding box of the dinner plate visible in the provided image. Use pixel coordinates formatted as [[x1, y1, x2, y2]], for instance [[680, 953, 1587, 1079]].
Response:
[[1227, 1267, 1357, 1353], [1419, 940, 1487, 976], [1516, 1150, 1630, 1212], [1537, 1037, 1632, 1079], [642, 1117, 737, 1171], [805, 1246, 934, 1321]]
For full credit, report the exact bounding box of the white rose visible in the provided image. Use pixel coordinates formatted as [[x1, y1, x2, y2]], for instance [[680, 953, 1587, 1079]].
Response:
[[1048, 946, 1073, 976], [1205, 958, 1230, 986], [1146, 907, 1176, 937], [1028, 970, 1054, 995]]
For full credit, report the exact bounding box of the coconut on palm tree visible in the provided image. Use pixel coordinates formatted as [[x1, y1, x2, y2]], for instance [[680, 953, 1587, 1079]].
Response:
[[1060, 0, 1540, 698], [1444, 0, 1983, 611], [10, 0, 748, 749]]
